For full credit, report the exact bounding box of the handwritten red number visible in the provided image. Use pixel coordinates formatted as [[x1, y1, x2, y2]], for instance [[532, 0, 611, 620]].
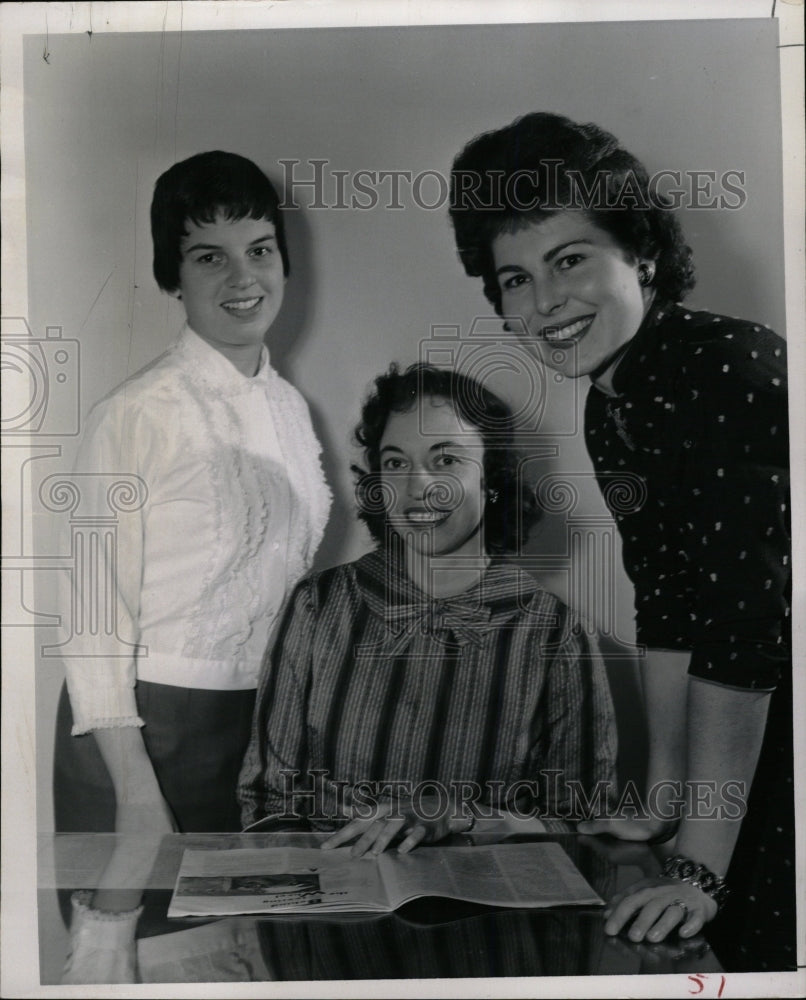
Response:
[[687, 974, 726, 997]]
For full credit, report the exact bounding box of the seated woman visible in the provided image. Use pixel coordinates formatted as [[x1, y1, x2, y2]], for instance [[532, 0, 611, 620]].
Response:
[[238, 362, 618, 854]]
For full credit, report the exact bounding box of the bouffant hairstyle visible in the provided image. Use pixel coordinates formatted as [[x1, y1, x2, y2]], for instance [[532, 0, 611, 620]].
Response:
[[151, 150, 289, 293], [449, 112, 695, 314], [353, 363, 540, 554]]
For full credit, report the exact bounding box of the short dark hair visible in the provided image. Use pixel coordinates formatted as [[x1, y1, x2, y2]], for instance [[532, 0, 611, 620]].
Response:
[[449, 112, 695, 314], [150, 150, 289, 293], [353, 363, 540, 554]]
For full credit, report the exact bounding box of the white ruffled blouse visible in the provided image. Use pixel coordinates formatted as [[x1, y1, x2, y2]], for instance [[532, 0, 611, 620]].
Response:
[[64, 326, 331, 734]]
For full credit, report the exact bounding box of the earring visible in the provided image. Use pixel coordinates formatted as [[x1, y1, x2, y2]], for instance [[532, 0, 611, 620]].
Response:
[[487, 489, 499, 504], [638, 262, 656, 287], [502, 321, 512, 333]]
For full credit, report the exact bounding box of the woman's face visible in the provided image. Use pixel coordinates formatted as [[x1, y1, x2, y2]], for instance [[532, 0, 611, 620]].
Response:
[[379, 397, 486, 560], [491, 212, 654, 384], [177, 214, 285, 353]]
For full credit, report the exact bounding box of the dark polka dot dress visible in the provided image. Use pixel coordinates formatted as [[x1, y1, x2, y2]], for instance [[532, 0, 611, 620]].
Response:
[[584, 300, 795, 971]]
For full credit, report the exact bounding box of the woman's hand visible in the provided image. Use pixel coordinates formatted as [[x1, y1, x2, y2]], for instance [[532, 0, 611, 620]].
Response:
[[321, 796, 468, 857], [603, 876, 718, 943]]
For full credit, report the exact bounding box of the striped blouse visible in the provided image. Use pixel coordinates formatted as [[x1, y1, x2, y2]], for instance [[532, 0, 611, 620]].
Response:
[[238, 547, 618, 829]]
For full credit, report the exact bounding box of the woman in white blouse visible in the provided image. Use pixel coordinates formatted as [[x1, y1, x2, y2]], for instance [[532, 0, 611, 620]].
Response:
[[53, 151, 331, 839]]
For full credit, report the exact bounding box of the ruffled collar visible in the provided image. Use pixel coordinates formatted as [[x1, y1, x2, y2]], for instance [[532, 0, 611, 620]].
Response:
[[353, 545, 542, 653], [175, 324, 271, 394]]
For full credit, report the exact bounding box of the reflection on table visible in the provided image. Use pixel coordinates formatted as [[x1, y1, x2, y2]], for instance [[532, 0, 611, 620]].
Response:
[[38, 830, 721, 984]]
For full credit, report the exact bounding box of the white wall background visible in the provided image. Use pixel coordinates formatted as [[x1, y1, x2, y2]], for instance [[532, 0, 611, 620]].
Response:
[[21, 19, 785, 832]]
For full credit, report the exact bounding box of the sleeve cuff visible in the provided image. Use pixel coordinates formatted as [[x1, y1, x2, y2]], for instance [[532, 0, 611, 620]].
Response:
[[65, 670, 142, 734], [688, 641, 786, 691], [70, 889, 143, 937], [71, 715, 145, 737]]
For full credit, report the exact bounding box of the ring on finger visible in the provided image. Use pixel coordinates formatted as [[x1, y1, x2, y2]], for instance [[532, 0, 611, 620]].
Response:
[[666, 898, 689, 917]]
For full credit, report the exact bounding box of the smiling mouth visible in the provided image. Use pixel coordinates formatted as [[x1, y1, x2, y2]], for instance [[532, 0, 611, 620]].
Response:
[[221, 296, 263, 314], [540, 315, 594, 343], [403, 509, 451, 526]]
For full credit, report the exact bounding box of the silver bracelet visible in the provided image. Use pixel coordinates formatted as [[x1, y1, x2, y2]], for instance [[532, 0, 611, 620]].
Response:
[[660, 855, 730, 911]]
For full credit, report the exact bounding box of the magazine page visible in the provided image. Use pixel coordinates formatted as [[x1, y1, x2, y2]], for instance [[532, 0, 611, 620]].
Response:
[[380, 843, 603, 910], [167, 847, 390, 917]]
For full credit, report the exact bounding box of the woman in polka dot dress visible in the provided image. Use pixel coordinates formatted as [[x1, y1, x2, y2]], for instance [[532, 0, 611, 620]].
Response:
[[448, 112, 794, 972]]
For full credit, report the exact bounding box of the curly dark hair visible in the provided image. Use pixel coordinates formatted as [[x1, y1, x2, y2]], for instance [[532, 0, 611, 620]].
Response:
[[449, 112, 696, 314], [151, 150, 289, 294], [353, 363, 540, 554]]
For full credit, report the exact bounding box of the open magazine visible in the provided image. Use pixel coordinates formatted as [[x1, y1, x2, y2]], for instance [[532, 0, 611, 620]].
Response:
[[168, 842, 603, 917]]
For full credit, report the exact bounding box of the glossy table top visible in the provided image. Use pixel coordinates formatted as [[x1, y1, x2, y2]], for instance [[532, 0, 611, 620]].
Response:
[[38, 830, 723, 985]]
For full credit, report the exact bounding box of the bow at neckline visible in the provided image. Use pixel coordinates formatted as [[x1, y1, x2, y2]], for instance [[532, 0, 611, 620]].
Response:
[[384, 594, 494, 649], [354, 547, 540, 656]]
